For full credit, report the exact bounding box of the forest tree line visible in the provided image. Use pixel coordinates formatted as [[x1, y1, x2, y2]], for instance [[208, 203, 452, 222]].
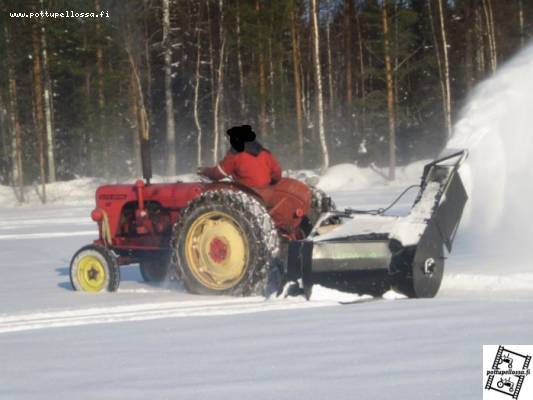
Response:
[[0, 0, 531, 202]]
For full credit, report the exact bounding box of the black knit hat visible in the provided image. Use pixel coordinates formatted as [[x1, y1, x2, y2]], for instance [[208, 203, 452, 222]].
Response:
[[226, 125, 256, 152]]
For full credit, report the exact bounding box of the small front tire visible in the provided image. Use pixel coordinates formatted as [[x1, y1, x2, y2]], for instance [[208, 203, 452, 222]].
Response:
[[70, 245, 120, 292]]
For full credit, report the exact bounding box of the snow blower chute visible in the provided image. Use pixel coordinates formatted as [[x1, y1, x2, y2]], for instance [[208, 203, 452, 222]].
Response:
[[286, 151, 468, 299]]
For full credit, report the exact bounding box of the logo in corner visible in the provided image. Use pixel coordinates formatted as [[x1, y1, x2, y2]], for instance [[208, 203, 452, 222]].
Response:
[[484, 345, 532, 399]]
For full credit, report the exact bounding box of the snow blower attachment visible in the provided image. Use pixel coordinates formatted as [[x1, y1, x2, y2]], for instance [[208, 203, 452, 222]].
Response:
[[286, 151, 468, 299]]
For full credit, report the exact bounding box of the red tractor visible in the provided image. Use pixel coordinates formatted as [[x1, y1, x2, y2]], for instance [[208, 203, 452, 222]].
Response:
[[70, 174, 320, 295], [70, 141, 468, 299]]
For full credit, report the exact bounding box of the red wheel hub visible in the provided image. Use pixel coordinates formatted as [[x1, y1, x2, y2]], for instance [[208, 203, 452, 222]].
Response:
[[209, 237, 228, 263]]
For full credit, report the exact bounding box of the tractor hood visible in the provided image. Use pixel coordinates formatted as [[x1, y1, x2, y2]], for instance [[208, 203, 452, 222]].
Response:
[[95, 182, 205, 210]]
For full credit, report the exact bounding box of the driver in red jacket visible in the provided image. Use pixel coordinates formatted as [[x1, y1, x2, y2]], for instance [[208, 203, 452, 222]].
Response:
[[198, 125, 282, 188]]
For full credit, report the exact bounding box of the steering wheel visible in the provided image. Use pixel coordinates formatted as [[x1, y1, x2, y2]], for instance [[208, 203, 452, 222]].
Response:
[[196, 167, 233, 183]]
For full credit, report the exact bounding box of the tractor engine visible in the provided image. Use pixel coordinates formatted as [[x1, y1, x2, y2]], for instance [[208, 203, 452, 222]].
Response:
[[90, 180, 205, 251]]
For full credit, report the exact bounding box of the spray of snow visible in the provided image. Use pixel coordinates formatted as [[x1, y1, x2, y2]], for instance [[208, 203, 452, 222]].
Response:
[[447, 43, 533, 272]]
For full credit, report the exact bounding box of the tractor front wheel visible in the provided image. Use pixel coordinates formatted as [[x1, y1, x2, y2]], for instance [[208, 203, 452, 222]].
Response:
[[70, 245, 120, 292], [172, 190, 279, 296]]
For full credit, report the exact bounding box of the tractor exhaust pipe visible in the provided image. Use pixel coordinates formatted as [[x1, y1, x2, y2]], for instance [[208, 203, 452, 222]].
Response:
[[140, 137, 152, 185]]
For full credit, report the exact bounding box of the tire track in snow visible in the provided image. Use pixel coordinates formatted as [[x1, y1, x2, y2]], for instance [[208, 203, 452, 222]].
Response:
[[0, 217, 93, 230], [0, 230, 97, 240], [0, 298, 337, 334], [442, 273, 533, 292]]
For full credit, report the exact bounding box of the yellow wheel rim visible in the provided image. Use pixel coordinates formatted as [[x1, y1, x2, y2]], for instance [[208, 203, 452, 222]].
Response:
[[76, 255, 107, 292], [185, 211, 248, 291]]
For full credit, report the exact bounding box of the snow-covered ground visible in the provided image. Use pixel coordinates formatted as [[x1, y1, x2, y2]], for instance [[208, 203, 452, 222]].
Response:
[[1, 175, 532, 399]]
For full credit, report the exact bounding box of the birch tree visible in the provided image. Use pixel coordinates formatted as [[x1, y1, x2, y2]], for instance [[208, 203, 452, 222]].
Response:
[[95, 0, 106, 176], [382, 0, 396, 180], [0, 93, 7, 184], [235, 0, 246, 118], [356, 14, 366, 133], [436, 0, 452, 138], [482, 0, 497, 73], [193, 8, 203, 167], [32, 18, 47, 202], [162, 0, 176, 175], [325, 0, 335, 113], [40, 0, 55, 182], [5, 24, 24, 202], [290, 5, 304, 164], [344, 0, 353, 107], [518, 0, 525, 47], [428, 0, 452, 139], [256, 0, 268, 139], [212, 0, 226, 163], [310, 0, 329, 169]]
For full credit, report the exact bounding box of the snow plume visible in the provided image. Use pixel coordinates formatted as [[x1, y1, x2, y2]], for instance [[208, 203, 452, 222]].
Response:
[[447, 43, 533, 271]]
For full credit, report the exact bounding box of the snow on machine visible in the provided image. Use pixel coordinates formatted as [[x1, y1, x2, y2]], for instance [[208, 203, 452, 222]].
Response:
[[69, 137, 467, 299]]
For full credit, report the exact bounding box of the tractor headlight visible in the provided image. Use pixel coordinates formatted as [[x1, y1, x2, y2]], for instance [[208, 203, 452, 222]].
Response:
[[91, 209, 103, 222]]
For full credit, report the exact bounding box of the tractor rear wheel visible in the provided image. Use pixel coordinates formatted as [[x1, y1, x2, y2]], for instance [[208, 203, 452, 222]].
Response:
[[70, 245, 120, 292], [171, 189, 279, 296], [139, 253, 169, 283]]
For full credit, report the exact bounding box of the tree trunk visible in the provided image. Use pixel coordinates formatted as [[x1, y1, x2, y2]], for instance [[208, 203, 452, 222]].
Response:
[[290, 7, 304, 165], [213, 0, 226, 163], [487, 0, 497, 70], [32, 19, 47, 203], [82, 26, 92, 173], [518, 0, 525, 47], [143, 0, 153, 118], [41, 0, 55, 182], [310, 0, 329, 169], [256, 0, 268, 138], [382, 0, 396, 180], [393, 1, 399, 114], [235, 0, 246, 118], [356, 15, 366, 134], [325, 0, 335, 114], [193, 15, 203, 167], [5, 24, 24, 202], [268, 36, 276, 131], [344, 0, 353, 107], [464, 0, 474, 92], [206, 0, 216, 155], [482, 0, 497, 73], [428, 0, 452, 139], [436, 0, 452, 138], [95, 0, 105, 176], [162, 0, 176, 175], [475, 6, 485, 78], [0, 93, 8, 184]]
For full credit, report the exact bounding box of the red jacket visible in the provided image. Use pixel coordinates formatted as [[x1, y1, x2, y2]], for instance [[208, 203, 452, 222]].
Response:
[[202, 149, 282, 188]]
